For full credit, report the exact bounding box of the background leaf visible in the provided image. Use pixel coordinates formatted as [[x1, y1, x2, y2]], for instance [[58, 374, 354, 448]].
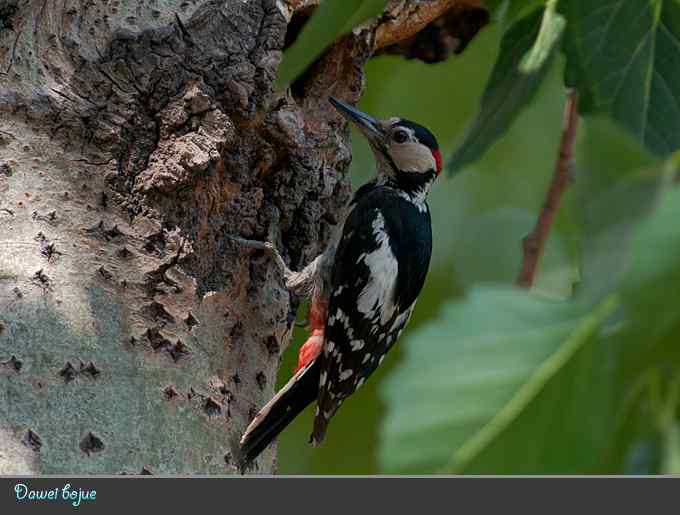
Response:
[[487, 0, 546, 26], [570, 118, 664, 300], [562, 0, 680, 156], [276, 0, 390, 89], [519, 0, 566, 73], [379, 287, 616, 474], [447, 6, 560, 174], [617, 185, 680, 375], [380, 177, 680, 475]]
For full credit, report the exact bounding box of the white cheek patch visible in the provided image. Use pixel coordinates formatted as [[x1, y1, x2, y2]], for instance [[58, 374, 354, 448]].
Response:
[[389, 141, 436, 173]]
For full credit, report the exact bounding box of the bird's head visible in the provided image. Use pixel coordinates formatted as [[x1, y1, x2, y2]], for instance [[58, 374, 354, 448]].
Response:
[[329, 97, 441, 197]]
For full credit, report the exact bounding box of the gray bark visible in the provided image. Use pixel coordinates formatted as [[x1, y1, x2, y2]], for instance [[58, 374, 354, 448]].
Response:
[[0, 0, 485, 474]]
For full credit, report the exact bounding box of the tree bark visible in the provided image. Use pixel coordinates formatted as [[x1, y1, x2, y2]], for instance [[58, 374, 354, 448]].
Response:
[[0, 0, 485, 474]]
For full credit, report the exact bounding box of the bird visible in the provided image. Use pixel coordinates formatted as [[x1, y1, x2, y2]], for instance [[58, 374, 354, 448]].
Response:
[[235, 96, 441, 469]]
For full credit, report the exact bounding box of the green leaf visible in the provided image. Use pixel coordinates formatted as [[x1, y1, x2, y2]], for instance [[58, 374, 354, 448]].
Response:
[[276, 0, 390, 90], [379, 287, 617, 473], [570, 118, 665, 301], [520, 0, 566, 73], [588, 184, 680, 472], [486, 0, 546, 26], [562, 0, 680, 156], [662, 421, 680, 474], [658, 374, 680, 474], [453, 297, 618, 474], [599, 371, 659, 473], [447, 6, 560, 174], [340, 1, 389, 33], [617, 185, 680, 373], [379, 182, 680, 474]]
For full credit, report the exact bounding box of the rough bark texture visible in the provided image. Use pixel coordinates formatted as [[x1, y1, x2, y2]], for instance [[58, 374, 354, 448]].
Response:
[[0, 0, 485, 474]]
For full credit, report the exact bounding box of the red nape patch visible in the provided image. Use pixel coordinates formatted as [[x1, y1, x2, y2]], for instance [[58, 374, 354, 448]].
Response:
[[432, 148, 442, 176]]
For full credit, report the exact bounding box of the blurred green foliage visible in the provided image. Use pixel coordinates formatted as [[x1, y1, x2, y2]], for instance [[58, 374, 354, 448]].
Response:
[[276, 0, 390, 89], [275, 0, 680, 474], [448, 5, 560, 173]]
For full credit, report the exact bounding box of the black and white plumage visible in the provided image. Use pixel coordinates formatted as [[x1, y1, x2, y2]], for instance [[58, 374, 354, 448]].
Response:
[[238, 97, 440, 468], [312, 179, 432, 442]]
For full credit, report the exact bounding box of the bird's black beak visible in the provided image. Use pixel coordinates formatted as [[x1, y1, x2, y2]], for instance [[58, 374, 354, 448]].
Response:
[[329, 97, 382, 143]]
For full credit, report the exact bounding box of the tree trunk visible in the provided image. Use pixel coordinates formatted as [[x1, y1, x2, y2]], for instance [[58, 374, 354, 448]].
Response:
[[0, 0, 485, 474]]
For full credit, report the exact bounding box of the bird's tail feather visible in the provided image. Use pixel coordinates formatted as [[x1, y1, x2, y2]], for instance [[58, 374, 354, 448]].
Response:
[[238, 359, 320, 470]]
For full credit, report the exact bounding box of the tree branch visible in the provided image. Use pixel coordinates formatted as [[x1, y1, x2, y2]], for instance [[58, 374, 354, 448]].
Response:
[[374, 0, 483, 50], [516, 89, 579, 289]]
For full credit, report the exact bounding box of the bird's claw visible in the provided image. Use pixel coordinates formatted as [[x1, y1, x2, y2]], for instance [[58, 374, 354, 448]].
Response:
[[226, 234, 276, 253], [226, 234, 292, 280]]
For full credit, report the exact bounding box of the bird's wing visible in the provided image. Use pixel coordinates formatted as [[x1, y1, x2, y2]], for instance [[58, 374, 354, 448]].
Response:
[[311, 189, 415, 444]]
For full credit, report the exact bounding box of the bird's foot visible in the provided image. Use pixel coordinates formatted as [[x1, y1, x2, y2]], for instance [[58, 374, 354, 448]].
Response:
[[225, 235, 277, 253], [226, 235, 291, 278]]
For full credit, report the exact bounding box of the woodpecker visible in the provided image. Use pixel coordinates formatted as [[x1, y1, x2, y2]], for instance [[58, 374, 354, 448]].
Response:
[[236, 97, 441, 469]]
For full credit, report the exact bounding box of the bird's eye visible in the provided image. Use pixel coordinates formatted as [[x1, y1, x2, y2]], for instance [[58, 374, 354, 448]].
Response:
[[393, 130, 409, 143]]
